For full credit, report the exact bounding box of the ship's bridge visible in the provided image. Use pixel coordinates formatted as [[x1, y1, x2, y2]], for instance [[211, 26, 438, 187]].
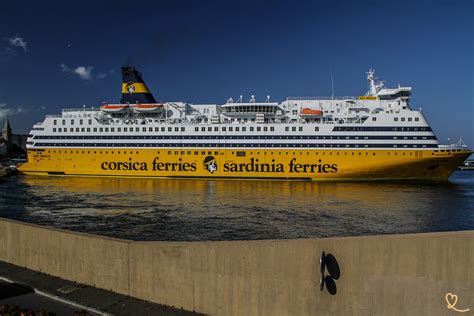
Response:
[[221, 95, 281, 118], [364, 68, 412, 102], [221, 102, 279, 113], [377, 87, 412, 100]]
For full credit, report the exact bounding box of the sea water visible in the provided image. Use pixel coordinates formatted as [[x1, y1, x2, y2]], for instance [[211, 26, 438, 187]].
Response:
[[0, 172, 473, 241]]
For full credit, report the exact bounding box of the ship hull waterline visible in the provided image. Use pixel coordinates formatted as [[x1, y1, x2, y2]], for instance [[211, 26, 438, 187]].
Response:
[[18, 148, 471, 181]]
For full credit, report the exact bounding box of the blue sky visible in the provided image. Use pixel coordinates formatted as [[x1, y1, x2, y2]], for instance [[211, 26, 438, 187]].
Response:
[[0, 0, 472, 146]]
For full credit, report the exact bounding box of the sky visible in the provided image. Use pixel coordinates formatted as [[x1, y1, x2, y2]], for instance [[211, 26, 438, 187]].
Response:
[[0, 0, 472, 146]]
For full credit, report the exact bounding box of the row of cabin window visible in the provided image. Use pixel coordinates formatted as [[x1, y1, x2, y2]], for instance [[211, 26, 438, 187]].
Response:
[[54, 119, 93, 126], [35, 142, 432, 149], [44, 149, 421, 157], [51, 126, 320, 133], [333, 126, 431, 132], [195, 126, 277, 132], [44, 148, 463, 156], [53, 117, 420, 126], [370, 117, 417, 121], [36, 135, 432, 140], [52, 118, 319, 133], [394, 117, 419, 122], [52, 127, 186, 133]]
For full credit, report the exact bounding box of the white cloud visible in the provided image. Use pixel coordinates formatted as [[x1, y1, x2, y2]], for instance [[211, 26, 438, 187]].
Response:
[[74, 66, 93, 80], [0, 103, 12, 117], [0, 103, 23, 120], [97, 72, 107, 79], [60, 63, 94, 80], [60, 63, 70, 72], [5, 35, 27, 52]]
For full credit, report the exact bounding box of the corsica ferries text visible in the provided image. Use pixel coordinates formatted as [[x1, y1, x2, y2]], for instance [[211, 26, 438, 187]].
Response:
[[101, 158, 197, 172], [100, 157, 338, 174]]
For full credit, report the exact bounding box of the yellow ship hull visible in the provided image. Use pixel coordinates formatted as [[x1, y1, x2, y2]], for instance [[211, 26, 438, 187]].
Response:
[[18, 148, 471, 181]]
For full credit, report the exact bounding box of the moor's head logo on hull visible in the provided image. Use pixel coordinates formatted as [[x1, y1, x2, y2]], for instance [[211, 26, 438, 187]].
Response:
[[203, 156, 217, 174]]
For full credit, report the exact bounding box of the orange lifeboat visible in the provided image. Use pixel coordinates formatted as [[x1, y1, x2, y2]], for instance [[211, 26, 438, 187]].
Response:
[[133, 103, 164, 113], [100, 104, 130, 113], [300, 108, 323, 116]]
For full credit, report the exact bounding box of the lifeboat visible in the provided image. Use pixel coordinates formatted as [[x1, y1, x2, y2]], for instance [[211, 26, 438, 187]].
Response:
[[133, 103, 164, 113], [300, 108, 323, 116], [100, 104, 130, 113]]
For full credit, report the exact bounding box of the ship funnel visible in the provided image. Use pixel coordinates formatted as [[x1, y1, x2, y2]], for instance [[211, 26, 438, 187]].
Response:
[[120, 66, 157, 104]]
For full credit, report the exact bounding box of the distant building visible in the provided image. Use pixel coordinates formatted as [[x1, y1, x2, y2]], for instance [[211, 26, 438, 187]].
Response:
[[0, 139, 6, 157], [12, 134, 28, 150], [2, 117, 12, 147], [1, 117, 27, 156]]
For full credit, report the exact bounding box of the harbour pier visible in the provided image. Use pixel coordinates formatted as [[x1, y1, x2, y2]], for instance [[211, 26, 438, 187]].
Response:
[[0, 166, 11, 178], [0, 218, 472, 315]]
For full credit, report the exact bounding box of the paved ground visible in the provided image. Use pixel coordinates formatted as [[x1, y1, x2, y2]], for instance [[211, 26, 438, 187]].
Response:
[[0, 280, 80, 315], [0, 261, 201, 315]]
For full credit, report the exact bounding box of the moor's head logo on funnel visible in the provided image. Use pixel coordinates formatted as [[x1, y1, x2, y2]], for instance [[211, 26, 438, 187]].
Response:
[[203, 156, 217, 174], [126, 82, 135, 94]]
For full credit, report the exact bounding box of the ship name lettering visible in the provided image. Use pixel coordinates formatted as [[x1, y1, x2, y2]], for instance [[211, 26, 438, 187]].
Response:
[[288, 158, 337, 173], [222, 158, 338, 174], [223, 158, 284, 173], [152, 157, 197, 172], [101, 160, 148, 171]]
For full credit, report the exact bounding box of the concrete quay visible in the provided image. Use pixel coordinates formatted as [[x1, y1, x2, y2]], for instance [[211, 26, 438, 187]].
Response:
[[0, 166, 10, 178], [0, 218, 472, 315]]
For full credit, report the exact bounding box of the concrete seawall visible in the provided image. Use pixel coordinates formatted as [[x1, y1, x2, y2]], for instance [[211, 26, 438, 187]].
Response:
[[0, 218, 472, 315]]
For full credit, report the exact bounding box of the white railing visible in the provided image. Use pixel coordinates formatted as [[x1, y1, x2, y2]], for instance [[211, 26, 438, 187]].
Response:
[[63, 107, 100, 112], [287, 96, 356, 101]]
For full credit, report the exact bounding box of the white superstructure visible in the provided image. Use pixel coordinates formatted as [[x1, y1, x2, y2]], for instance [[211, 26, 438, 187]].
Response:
[[27, 70, 447, 151]]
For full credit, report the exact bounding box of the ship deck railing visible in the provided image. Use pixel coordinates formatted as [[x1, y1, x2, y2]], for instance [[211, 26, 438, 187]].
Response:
[[287, 96, 356, 101], [63, 107, 101, 112]]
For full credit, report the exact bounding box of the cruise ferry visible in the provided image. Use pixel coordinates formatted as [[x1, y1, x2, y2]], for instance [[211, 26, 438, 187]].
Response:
[[19, 67, 471, 180]]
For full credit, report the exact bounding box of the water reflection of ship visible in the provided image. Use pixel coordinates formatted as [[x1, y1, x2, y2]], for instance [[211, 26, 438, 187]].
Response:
[[8, 175, 471, 240], [19, 175, 452, 213]]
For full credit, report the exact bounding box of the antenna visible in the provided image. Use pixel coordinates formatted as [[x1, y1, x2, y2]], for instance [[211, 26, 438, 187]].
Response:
[[330, 72, 335, 100], [458, 137, 467, 147], [266, 95, 270, 102]]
